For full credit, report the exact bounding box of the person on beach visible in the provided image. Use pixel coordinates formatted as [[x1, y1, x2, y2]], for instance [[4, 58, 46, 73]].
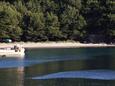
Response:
[[14, 45, 21, 52]]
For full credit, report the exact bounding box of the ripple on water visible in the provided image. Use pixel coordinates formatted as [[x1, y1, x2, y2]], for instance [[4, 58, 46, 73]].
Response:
[[0, 56, 91, 68], [32, 70, 115, 80]]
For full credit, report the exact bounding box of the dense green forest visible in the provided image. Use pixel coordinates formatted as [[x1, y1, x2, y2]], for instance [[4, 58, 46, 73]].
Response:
[[0, 0, 115, 43]]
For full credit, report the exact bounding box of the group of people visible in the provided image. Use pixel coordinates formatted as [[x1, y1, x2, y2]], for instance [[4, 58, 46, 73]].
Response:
[[14, 45, 21, 52]]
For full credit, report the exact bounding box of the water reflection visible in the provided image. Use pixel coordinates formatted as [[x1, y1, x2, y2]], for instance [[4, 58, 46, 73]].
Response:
[[24, 57, 115, 77], [0, 58, 24, 68], [0, 58, 24, 86], [24, 48, 115, 86], [0, 67, 24, 86], [0, 56, 94, 69], [32, 70, 115, 80], [25, 79, 115, 86], [0, 48, 115, 86]]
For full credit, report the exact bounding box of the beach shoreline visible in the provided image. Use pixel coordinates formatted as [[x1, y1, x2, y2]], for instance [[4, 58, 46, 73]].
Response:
[[0, 42, 115, 49]]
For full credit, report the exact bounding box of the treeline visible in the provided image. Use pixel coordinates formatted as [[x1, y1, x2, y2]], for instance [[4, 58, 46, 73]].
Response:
[[0, 0, 115, 43]]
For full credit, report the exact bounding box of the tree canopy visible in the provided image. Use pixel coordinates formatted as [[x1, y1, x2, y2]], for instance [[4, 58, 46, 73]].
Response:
[[0, 0, 114, 43]]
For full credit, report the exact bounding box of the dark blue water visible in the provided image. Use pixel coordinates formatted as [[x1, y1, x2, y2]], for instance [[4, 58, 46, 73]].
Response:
[[0, 48, 115, 86]]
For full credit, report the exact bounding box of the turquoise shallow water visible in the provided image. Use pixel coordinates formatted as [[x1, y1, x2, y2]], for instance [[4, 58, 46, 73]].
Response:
[[0, 47, 115, 86]]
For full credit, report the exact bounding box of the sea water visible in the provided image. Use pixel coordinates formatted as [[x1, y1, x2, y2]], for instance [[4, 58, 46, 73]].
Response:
[[0, 47, 115, 86]]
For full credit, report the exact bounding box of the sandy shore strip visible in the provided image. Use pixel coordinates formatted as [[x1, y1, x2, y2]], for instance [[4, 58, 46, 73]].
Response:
[[0, 42, 115, 48]]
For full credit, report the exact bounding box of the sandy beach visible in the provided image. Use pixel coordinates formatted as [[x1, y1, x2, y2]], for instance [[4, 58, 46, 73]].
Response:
[[0, 42, 115, 48]]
